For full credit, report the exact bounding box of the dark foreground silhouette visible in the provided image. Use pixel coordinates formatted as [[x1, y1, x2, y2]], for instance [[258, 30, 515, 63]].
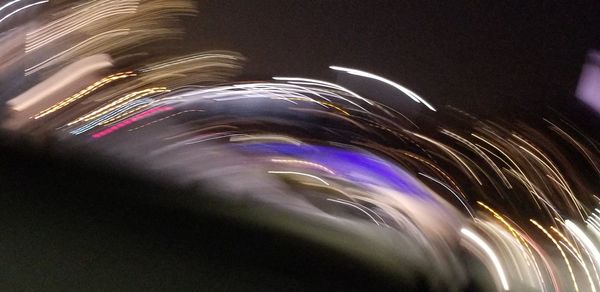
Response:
[[0, 133, 491, 291]]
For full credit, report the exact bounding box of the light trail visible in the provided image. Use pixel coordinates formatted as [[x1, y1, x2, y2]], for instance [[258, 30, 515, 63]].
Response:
[[329, 65, 436, 111], [461, 227, 510, 291]]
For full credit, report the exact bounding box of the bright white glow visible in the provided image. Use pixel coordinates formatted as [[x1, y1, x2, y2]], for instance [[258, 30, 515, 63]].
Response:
[[566, 220, 600, 271], [329, 65, 437, 111], [461, 227, 510, 290], [0, 0, 48, 24], [267, 171, 330, 186]]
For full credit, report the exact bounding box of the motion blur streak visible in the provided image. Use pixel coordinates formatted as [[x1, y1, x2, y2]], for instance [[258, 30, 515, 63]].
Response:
[[461, 228, 510, 291], [33, 71, 136, 119], [552, 226, 597, 292], [0, 0, 48, 24], [91, 105, 173, 138], [566, 221, 600, 276], [531, 219, 579, 292], [0, 0, 27, 13], [267, 170, 330, 186], [2, 1, 600, 291], [329, 65, 437, 111], [7, 54, 112, 112]]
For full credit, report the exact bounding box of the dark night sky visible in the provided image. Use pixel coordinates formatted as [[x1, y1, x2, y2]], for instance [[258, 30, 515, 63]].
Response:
[[183, 1, 600, 118]]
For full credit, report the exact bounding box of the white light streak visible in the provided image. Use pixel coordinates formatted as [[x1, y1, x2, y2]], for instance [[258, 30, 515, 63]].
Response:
[[418, 172, 474, 218], [327, 198, 381, 226], [0, 0, 25, 14], [0, 0, 48, 24], [329, 65, 436, 111], [461, 227, 510, 291], [267, 170, 330, 186], [273, 76, 372, 112], [566, 220, 600, 272]]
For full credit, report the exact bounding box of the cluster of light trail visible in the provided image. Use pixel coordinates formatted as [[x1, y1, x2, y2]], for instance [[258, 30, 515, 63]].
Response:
[[2, 1, 600, 291]]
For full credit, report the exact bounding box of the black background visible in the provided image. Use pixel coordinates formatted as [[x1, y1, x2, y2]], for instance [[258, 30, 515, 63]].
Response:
[[183, 0, 600, 118]]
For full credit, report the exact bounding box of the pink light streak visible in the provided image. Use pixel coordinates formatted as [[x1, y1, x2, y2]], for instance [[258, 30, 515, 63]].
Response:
[[91, 106, 174, 139]]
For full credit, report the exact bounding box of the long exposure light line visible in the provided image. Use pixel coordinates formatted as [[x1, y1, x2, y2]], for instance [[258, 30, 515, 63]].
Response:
[[461, 227, 510, 290]]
